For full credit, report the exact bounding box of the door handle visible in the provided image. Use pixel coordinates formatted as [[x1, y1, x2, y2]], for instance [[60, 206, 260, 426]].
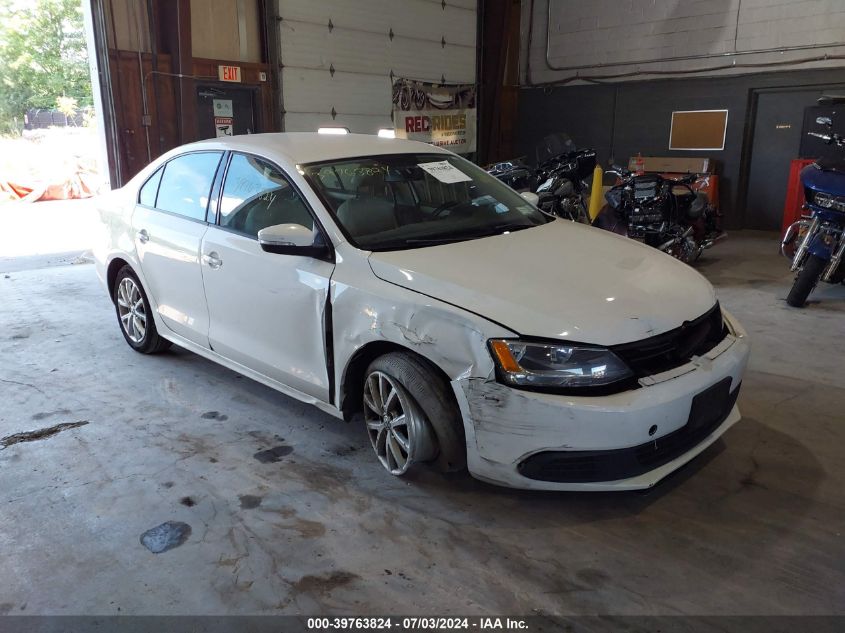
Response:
[[137, 229, 150, 244], [202, 252, 223, 269]]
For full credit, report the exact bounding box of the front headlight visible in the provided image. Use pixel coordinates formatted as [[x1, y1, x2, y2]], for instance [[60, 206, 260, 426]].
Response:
[[813, 192, 845, 212], [489, 339, 634, 390]]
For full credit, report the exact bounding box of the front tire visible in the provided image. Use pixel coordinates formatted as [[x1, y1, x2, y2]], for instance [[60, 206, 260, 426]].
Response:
[[363, 352, 466, 477], [113, 265, 172, 353], [786, 254, 826, 307]]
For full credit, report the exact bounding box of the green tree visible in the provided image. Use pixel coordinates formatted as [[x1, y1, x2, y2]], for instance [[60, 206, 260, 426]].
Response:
[[0, 0, 92, 132]]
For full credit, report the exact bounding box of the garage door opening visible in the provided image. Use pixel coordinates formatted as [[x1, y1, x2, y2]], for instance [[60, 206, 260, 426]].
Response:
[[0, 0, 105, 268]]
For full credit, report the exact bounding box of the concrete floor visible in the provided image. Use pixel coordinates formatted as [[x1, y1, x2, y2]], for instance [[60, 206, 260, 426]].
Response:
[[1, 224, 844, 616]]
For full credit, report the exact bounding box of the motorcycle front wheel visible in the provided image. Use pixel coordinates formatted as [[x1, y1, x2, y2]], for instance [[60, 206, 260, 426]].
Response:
[[786, 254, 826, 307]]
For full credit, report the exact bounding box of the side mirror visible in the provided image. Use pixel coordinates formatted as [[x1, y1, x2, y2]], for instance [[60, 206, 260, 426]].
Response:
[[520, 191, 540, 206], [258, 223, 313, 247], [257, 223, 332, 260], [816, 116, 833, 127]]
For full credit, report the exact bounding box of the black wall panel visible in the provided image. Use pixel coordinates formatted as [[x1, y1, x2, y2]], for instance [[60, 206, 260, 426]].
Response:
[[517, 69, 845, 229]]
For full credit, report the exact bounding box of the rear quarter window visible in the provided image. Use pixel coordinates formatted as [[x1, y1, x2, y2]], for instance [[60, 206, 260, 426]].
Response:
[[138, 167, 163, 207]]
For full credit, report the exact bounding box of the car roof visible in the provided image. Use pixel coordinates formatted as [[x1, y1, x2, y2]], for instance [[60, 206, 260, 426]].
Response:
[[175, 132, 452, 166]]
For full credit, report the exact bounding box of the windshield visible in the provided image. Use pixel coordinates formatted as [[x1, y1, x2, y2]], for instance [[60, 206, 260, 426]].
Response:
[[535, 133, 576, 165], [302, 153, 553, 251]]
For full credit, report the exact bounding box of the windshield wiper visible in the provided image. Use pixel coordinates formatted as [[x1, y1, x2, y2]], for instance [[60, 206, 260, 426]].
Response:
[[365, 236, 473, 250], [370, 223, 540, 251], [477, 222, 536, 236], [403, 235, 475, 245], [404, 223, 535, 245]]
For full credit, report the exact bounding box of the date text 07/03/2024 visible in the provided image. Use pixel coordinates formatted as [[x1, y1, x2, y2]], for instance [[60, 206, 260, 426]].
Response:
[[306, 617, 529, 631]]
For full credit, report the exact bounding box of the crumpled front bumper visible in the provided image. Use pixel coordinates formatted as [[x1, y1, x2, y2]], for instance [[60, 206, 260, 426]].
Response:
[[451, 314, 750, 491]]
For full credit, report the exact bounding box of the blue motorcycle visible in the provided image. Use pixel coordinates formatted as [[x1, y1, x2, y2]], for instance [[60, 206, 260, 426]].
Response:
[[781, 95, 845, 307]]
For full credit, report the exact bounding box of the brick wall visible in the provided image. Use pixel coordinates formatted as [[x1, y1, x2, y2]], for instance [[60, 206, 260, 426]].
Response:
[[523, 0, 845, 85]]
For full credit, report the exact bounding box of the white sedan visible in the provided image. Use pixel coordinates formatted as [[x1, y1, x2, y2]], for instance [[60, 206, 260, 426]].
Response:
[[94, 133, 749, 490]]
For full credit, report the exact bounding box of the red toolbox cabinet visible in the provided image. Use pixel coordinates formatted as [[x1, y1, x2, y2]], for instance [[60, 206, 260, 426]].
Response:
[[782, 159, 817, 233]]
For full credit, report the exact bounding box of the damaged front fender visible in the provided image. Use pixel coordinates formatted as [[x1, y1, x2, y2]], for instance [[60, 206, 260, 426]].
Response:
[[330, 245, 514, 414]]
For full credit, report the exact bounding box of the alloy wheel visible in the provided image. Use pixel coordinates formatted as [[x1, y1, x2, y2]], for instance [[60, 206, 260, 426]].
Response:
[[363, 371, 435, 475], [116, 277, 146, 344]]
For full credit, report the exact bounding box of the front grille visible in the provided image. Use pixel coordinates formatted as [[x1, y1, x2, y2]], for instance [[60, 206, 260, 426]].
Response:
[[518, 379, 740, 483], [612, 303, 727, 377]]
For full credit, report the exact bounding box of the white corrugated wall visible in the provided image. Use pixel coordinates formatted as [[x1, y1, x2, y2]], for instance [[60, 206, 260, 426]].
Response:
[[523, 0, 845, 85], [278, 0, 477, 133]]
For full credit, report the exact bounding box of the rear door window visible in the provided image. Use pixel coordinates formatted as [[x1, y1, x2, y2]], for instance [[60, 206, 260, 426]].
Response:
[[156, 151, 223, 221]]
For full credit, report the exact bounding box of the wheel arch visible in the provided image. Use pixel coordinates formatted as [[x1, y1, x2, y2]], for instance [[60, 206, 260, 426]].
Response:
[[339, 341, 456, 421], [106, 256, 131, 299]]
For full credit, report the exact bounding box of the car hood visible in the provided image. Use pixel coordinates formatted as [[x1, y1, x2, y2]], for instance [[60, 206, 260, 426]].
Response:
[[367, 221, 717, 346]]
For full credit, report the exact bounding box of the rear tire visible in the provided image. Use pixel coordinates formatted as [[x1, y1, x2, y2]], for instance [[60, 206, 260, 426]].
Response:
[[363, 352, 466, 476], [113, 265, 172, 354], [786, 255, 826, 307]]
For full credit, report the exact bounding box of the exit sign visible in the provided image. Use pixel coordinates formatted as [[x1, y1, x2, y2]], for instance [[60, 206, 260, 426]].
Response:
[[218, 65, 241, 83]]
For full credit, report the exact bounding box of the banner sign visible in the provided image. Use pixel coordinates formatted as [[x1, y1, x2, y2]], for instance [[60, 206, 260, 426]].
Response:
[[392, 78, 477, 154]]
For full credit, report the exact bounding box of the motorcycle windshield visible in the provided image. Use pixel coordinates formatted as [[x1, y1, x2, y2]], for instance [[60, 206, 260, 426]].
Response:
[[535, 133, 577, 165], [814, 157, 845, 174], [818, 94, 845, 106]]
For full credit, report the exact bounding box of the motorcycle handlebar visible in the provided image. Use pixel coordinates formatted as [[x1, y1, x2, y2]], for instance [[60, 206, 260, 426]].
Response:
[[808, 131, 845, 147], [605, 169, 700, 191], [606, 165, 632, 179]]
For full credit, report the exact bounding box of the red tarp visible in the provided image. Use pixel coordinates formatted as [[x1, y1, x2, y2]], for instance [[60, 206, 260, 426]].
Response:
[[1, 170, 97, 202]]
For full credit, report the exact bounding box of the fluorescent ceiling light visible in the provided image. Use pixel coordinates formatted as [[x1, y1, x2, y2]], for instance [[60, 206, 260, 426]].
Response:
[[317, 127, 349, 135], [377, 128, 396, 138]]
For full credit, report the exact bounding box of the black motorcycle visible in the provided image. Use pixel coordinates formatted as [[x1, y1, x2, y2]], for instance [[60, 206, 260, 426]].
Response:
[[486, 134, 596, 222], [594, 166, 725, 263], [534, 134, 596, 222], [486, 159, 536, 193]]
